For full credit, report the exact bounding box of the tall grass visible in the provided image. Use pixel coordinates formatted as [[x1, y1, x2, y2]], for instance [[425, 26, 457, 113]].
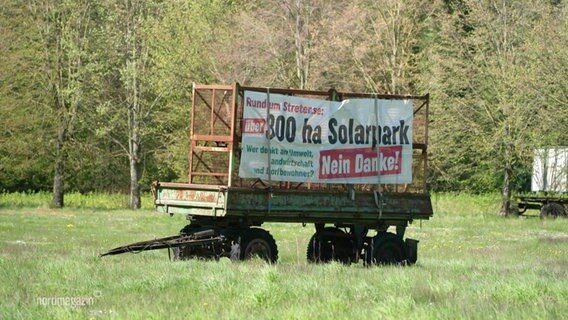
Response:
[[0, 191, 154, 209], [0, 193, 567, 319]]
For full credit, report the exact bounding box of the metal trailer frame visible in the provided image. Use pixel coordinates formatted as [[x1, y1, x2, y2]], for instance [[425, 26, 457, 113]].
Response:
[[103, 83, 433, 265], [516, 195, 568, 218]]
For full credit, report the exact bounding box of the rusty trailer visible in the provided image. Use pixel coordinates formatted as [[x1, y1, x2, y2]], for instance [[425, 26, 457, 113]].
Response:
[[102, 83, 433, 265]]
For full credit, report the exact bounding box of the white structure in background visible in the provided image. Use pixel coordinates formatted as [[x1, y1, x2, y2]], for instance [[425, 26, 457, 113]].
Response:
[[532, 147, 568, 193]]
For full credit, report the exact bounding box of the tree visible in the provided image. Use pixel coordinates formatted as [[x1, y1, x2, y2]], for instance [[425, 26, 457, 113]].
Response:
[[346, 0, 440, 94], [0, 1, 53, 192], [93, 0, 165, 209], [208, 0, 339, 89], [144, 0, 231, 182], [425, 0, 567, 214], [26, 0, 99, 207], [523, 2, 568, 146]]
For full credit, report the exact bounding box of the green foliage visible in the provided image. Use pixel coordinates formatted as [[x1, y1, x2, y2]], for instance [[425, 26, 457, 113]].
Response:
[[424, 0, 568, 195], [0, 0, 567, 196], [0, 0, 54, 192]]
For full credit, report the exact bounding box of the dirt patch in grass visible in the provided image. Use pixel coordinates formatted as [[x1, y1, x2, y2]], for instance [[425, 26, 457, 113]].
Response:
[[538, 235, 568, 243], [470, 246, 502, 258], [0, 242, 42, 255]]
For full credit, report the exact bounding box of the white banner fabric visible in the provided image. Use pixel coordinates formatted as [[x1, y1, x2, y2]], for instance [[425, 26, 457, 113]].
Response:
[[239, 90, 413, 184]]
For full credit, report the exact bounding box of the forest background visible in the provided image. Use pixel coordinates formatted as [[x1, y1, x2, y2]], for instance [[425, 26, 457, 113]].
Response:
[[1, 0, 567, 213]]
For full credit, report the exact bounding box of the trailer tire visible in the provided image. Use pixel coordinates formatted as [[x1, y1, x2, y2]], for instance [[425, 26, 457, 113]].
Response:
[[172, 245, 202, 261], [540, 203, 566, 219], [306, 228, 353, 264], [236, 228, 278, 263], [173, 224, 203, 260], [365, 232, 407, 266]]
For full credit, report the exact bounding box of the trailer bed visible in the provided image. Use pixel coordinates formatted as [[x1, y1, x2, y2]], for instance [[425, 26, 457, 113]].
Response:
[[153, 182, 432, 227]]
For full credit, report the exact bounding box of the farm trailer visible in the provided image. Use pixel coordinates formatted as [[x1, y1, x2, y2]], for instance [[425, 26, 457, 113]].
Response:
[[102, 83, 433, 265], [516, 148, 568, 218]]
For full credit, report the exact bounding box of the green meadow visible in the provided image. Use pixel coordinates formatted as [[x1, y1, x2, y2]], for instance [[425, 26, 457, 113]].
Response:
[[0, 193, 567, 319]]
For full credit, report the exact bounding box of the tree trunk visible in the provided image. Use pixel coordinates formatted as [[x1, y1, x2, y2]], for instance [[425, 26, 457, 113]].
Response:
[[125, 1, 142, 210], [292, 1, 309, 90], [128, 110, 142, 209], [500, 162, 513, 216], [52, 137, 65, 208], [52, 160, 65, 208], [129, 156, 141, 209]]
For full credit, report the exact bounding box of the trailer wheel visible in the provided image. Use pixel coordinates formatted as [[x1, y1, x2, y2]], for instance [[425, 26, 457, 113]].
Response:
[[172, 246, 197, 261], [173, 225, 196, 260], [236, 228, 278, 263], [540, 203, 566, 219], [172, 224, 203, 260], [306, 227, 353, 264], [365, 232, 407, 266]]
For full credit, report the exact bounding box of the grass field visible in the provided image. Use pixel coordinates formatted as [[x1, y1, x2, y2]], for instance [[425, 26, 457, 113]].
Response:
[[1, 192, 567, 319]]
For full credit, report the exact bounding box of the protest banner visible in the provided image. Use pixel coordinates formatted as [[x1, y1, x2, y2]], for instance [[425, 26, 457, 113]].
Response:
[[239, 90, 413, 184]]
